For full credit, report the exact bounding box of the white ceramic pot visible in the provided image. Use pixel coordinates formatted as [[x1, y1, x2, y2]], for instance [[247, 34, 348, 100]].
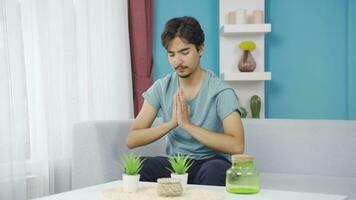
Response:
[[171, 173, 188, 191], [122, 174, 140, 193]]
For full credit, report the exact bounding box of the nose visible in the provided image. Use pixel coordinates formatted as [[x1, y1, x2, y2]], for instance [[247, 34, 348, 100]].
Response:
[[172, 54, 183, 67]]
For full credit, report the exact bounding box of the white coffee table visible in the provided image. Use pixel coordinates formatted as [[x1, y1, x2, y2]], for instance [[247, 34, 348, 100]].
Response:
[[35, 180, 347, 200]]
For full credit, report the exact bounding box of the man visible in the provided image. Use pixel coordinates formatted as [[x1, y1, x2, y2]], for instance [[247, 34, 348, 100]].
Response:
[[126, 16, 244, 186]]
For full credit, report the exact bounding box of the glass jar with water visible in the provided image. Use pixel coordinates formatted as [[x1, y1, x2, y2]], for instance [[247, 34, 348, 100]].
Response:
[[226, 154, 260, 194]]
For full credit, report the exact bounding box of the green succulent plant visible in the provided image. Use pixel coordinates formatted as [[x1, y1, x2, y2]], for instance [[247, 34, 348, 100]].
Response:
[[167, 154, 194, 175], [250, 95, 261, 118], [120, 153, 145, 175], [238, 40, 256, 51], [239, 106, 248, 118]]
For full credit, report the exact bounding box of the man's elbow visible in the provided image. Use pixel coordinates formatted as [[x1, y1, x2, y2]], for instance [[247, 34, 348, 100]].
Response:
[[126, 135, 135, 149], [231, 143, 244, 154]]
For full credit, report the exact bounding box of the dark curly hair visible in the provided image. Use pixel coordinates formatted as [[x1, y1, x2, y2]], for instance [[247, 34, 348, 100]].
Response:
[[161, 16, 205, 50]]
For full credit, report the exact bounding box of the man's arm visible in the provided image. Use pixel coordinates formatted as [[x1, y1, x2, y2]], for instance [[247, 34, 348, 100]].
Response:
[[176, 89, 244, 154], [126, 100, 177, 149]]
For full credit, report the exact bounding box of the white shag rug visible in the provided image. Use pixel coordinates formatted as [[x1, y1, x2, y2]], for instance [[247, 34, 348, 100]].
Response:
[[102, 185, 224, 200]]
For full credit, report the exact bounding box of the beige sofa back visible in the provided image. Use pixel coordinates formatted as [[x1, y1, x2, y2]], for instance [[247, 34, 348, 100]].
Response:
[[71, 119, 356, 199]]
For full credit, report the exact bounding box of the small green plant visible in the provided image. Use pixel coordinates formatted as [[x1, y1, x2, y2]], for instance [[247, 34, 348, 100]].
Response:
[[167, 154, 194, 175], [250, 95, 261, 118], [239, 106, 248, 118], [238, 40, 256, 51], [120, 153, 144, 175]]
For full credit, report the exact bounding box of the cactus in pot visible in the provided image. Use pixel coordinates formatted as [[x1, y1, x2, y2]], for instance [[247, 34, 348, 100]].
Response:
[[250, 95, 261, 118]]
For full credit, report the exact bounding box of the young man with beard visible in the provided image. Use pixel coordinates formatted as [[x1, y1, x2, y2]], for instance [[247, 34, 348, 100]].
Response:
[[126, 16, 244, 186]]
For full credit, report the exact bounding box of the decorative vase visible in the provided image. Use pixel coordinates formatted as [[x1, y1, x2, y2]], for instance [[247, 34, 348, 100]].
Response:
[[227, 11, 236, 24], [122, 174, 140, 193], [250, 95, 261, 118], [238, 50, 256, 72], [171, 173, 188, 191], [236, 9, 247, 24], [252, 10, 264, 24]]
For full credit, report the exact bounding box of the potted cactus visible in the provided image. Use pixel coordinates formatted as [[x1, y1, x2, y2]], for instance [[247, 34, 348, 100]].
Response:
[[120, 153, 144, 193], [167, 154, 194, 190], [250, 95, 261, 118]]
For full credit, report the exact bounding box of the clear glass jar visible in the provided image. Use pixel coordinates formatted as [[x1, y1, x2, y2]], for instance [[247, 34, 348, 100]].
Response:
[[226, 154, 260, 194]]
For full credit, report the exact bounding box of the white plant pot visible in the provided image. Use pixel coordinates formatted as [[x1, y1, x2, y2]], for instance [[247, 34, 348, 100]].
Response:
[[122, 174, 140, 193], [171, 173, 188, 191]]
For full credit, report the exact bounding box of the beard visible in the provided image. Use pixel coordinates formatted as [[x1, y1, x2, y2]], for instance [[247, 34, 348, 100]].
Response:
[[178, 73, 192, 78], [175, 65, 191, 78]]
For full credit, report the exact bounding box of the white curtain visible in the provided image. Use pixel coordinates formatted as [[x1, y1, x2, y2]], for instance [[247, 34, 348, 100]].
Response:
[[1, 0, 133, 199], [0, 0, 28, 199]]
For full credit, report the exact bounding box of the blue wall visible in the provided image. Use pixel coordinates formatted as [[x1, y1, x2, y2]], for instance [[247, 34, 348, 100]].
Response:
[[153, 0, 356, 120], [348, 0, 356, 120], [265, 0, 354, 119]]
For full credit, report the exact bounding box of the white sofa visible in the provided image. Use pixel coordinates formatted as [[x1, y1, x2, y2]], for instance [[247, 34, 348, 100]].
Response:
[[72, 119, 356, 199]]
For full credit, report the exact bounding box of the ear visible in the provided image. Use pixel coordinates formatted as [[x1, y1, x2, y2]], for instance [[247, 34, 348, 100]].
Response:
[[198, 45, 204, 57]]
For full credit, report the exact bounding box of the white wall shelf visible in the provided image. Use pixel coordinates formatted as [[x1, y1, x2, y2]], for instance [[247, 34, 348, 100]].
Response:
[[221, 72, 271, 81], [220, 0, 271, 118], [221, 24, 271, 35]]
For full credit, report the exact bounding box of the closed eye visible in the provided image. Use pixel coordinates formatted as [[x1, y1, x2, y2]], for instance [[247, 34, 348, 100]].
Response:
[[181, 51, 189, 55]]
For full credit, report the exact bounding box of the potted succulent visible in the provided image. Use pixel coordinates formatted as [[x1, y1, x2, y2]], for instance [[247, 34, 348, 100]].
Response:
[[120, 153, 144, 193], [167, 154, 194, 190], [237, 40, 257, 72], [239, 106, 248, 118], [236, 95, 247, 118]]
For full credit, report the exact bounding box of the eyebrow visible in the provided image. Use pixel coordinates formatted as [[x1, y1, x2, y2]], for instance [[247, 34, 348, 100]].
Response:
[[168, 47, 190, 54]]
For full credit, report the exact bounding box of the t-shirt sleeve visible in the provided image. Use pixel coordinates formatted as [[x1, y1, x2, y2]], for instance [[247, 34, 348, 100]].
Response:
[[142, 81, 161, 110], [216, 89, 241, 120]]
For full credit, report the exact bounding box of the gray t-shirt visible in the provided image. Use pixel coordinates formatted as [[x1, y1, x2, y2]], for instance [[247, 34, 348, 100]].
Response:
[[143, 70, 240, 160]]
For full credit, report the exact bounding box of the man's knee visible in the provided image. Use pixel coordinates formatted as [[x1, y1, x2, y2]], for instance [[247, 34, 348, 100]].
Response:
[[140, 157, 157, 171], [195, 159, 231, 186], [139, 157, 158, 181], [139, 156, 169, 182], [200, 159, 230, 175]]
